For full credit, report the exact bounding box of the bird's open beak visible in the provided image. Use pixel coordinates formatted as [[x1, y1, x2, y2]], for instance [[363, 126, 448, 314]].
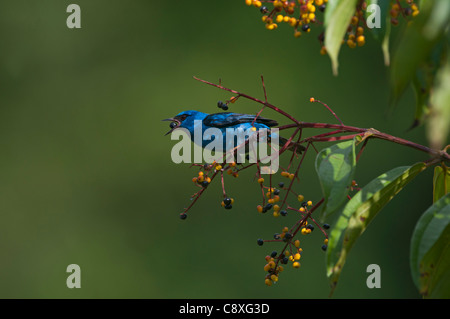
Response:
[[162, 118, 179, 136]]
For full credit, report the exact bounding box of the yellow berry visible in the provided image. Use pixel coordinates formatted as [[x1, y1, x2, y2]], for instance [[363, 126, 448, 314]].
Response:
[[356, 26, 364, 36], [257, 205, 263, 213], [270, 274, 278, 282], [273, 204, 280, 212], [276, 15, 284, 23], [253, 0, 262, 8], [268, 198, 275, 204], [324, 238, 329, 244], [215, 165, 222, 170], [299, 207, 305, 213], [297, 195, 304, 202], [245, 0, 252, 6], [357, 35, 365, 46], [192, 177, 198, 183], [282, 226, 289, 233], [307, 200, 312, 206], [264, 263, 271, 272], [251, 126, 257, 132], [293, 261, 301, 268], [289, 173, 295, 180], [274, 0, 283, 8], [289, 17, 297, 27], [347, 39, 356, 48], [294, 253, 301, 260], [294, 31, 302, 38], [265, 278, 273, 286], [294, 239, 300, 247]]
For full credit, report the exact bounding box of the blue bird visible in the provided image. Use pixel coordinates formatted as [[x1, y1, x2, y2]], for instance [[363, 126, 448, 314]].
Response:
[[163, 110, 305, 154]]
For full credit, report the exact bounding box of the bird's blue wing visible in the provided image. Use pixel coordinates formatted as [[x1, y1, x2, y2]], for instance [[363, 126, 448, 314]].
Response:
[[203, 112, 278, 128]]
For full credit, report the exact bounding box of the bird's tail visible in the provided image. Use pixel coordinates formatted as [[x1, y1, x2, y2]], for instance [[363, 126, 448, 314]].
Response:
[[278, 136, 306, 154]]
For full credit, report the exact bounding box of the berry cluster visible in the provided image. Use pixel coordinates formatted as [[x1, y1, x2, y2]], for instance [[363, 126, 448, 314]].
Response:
[[389, 1, 419, 26], [344, 10, 366, 49], [246, 0, 325, 38], [255, 176, 330, 286], [245, 0, 420, 53], [179, 159, 240, 220], [192, 170, 211, 188], [217, 95, 239, 111]]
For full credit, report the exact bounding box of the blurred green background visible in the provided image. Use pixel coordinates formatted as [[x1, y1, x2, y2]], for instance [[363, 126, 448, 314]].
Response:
[[0, 0, 433, 298]]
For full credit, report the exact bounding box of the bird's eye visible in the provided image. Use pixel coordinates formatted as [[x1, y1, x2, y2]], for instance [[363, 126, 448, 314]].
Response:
[[170, 122, 178, 129]]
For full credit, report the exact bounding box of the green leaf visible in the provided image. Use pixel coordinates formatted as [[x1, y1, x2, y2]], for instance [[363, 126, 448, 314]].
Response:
[[315, 139, 356, 222], [324, 0, 358, 75], [326, 162, 427, 295], [426, 44, 450, 149], [381, 16, 391, 66], [423, 0, 450, 40], [410, 193, 450, 298], [410, 38, 445, 130], [365, 0, 391, 65], [411, 68, 431, 129], [390, 0, 449, 110], [433, 165, 450, 203]]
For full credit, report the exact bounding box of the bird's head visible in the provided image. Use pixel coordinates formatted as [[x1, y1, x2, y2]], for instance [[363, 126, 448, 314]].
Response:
[[162, 110, 205, 136]]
